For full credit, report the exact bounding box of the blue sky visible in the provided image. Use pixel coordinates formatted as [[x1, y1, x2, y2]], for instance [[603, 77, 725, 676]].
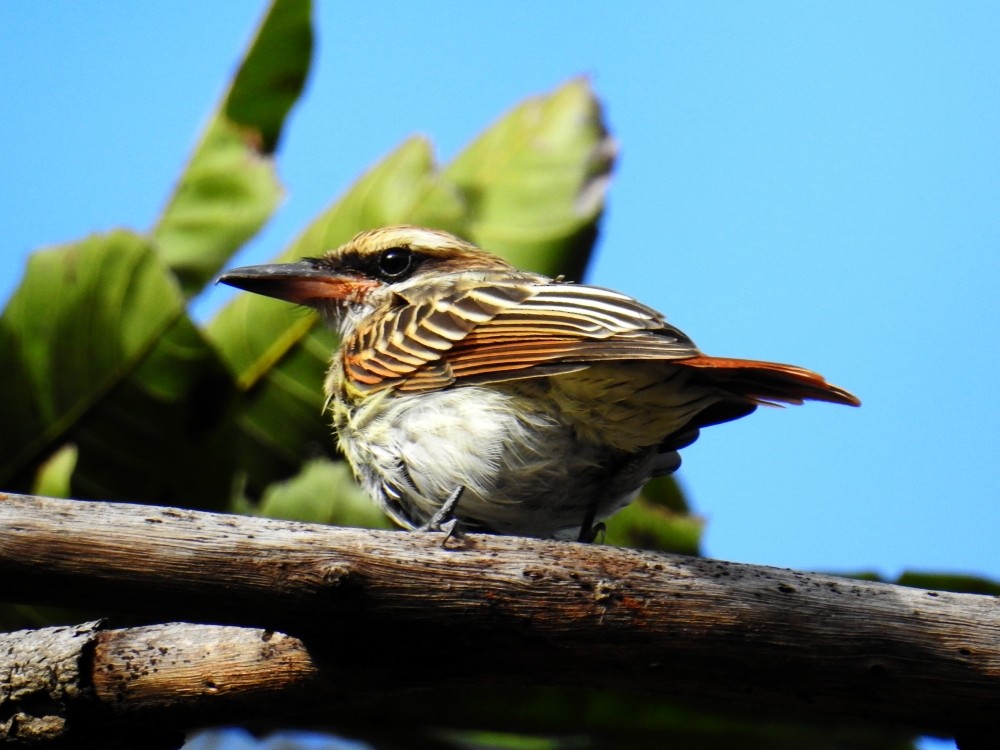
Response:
[[1, 7, 998, 744]]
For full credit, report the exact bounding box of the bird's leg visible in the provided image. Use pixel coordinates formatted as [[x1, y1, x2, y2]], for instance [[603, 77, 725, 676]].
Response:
[[577, 504, 605, 543], [418, 486, 465, 543]]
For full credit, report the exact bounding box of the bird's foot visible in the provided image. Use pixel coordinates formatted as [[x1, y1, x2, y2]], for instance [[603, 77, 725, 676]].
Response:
[[418, 486, 465, 545]]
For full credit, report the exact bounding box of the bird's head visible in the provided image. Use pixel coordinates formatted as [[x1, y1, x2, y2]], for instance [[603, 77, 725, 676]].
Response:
[[218, 225, 518, 334]]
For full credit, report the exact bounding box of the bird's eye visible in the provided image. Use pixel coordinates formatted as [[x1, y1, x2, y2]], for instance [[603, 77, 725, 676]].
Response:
[[376, 247, 414, 279]]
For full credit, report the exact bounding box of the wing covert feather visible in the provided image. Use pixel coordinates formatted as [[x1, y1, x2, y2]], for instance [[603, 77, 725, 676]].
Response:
[[342, 280, 701, 393]]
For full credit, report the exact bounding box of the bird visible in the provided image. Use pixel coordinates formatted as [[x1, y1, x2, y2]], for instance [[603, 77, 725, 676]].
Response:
[[219, 225, 859, 541]]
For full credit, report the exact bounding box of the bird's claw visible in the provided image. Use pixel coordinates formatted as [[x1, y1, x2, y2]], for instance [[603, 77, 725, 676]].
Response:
[[418, 486, 465, 545]]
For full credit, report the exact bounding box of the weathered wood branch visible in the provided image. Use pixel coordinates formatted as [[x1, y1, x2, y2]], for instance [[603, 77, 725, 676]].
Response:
[[0, 621, 319, 747], [0, 491, 998, 743]]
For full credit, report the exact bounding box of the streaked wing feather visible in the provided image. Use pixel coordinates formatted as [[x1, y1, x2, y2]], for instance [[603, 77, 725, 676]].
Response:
[[344, 280, 701, 393]]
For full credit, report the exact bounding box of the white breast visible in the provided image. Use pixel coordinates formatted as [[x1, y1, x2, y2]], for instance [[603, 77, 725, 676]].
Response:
[[334, 383, 646, 538]]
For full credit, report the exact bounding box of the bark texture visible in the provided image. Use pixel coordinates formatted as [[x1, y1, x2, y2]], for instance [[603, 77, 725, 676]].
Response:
[[0, 621, 100, 743]]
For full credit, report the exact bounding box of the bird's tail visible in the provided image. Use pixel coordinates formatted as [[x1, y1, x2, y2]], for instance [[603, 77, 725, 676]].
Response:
[[678, 355, 861, 408]]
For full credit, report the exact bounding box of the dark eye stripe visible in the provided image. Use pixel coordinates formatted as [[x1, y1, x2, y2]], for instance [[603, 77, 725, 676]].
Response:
[[320, 247, 423, 282]]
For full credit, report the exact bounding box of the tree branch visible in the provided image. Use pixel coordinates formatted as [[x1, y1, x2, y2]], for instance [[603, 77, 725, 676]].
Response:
[[0, 491, 997, 742]]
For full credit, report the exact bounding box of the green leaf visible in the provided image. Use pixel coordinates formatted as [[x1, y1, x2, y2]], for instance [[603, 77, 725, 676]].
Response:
[[224, 0, 313, 154], [0, 1, 315, 506], [445, 77, 615, 279], [330, 685, 917, 750], [31, 443, 78, 498], [895, 571, 1000, 596], [831, 570, 1000, 597], [0, 232, 241, 507], [603, 484, 704, 555], [224, 325, 337, 501], [152, 0, 313, 296], [0, 232, 186, 489], [602, 474, 702, 555], [66, 314, 239, 508], [254, 458, 393, 529]]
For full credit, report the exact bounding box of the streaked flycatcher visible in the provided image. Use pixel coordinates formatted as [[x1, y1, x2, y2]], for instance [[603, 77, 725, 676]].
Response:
[[220, 226, 859, 540]]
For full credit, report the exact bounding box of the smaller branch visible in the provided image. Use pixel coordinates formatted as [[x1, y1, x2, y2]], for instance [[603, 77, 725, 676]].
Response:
[[91, 623, 320, 714], [0, 621, 321, 747], [0, 621, 101, 744]]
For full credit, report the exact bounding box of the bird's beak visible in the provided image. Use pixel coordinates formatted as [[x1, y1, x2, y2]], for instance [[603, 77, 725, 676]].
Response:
[[218, 261, 370, 305]]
